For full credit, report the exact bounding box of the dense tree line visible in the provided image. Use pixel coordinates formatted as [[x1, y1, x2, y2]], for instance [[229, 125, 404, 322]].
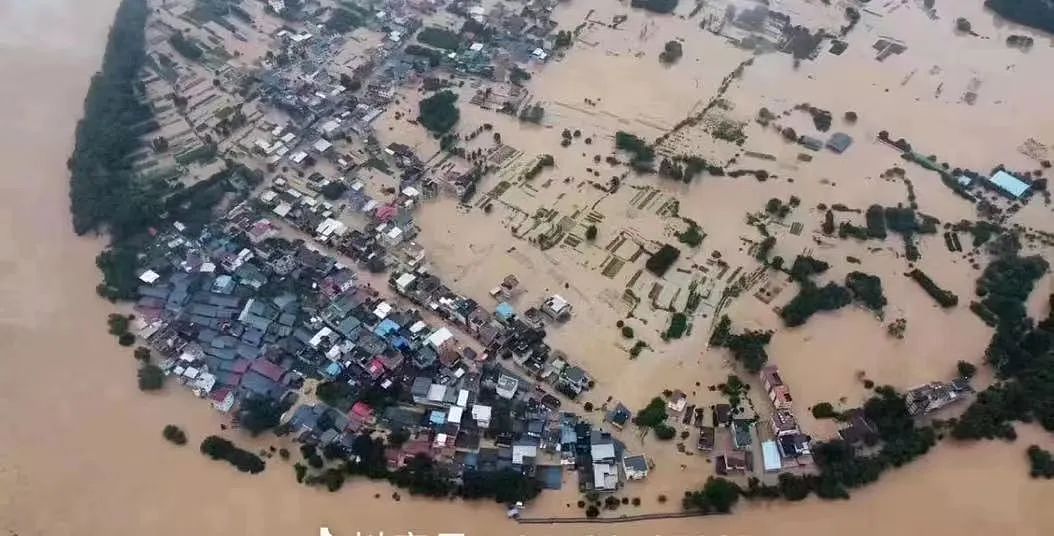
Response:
[[952, 253, 1053, 440], [614, 131, 655, 168], [780, 281, 851, 327], [683, 477, 741, 513], [200, 435, 266, 474], [68, 0, 157, 238], [778, 255, 851, 327], [418, 91, 460, 134], [907, 269, 958, 307], [631, 0, 679, 14], [709, 315, 773, 373]]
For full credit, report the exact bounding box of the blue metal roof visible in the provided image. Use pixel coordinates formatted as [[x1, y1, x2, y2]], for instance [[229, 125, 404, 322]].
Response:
[[989, 170, 1031, 198], [495, 302, 516, 320]]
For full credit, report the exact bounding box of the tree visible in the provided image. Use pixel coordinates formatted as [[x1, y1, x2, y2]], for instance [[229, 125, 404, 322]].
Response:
[[654, 424, 676, 440], [585, 505, 600, 518], [320, 181, 348, 200], [162, 424, 187, 445], [585, 224, 598, 241], [634, 397, 668, 428], [118, 332, 136, 346], [955, 17, 972, 33], [666, 313, 688, 339], [418, 91, 460, 134], [108, 313, 130, 335], [684, 477, 741, 513], [621, 326, 635, 338], [957, 360, 977, 379], [138, 363, 164, 391], [812, 402, 838, 419], [659, 40, 683, 63], [239, 397, 283, 435]]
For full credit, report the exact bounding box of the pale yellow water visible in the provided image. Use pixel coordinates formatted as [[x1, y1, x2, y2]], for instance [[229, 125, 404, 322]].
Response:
[[2, 1, 1054, 535]]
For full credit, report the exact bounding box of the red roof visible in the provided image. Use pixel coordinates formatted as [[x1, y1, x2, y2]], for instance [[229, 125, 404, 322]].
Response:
[[350, 402, 374, 420], [249, 359, 286, 382], [368, 358, 386, 378], [209, 388, 232, 403]]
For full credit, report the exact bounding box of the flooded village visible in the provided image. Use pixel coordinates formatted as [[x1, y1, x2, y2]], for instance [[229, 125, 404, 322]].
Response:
[[7, 0, 1054, 534]]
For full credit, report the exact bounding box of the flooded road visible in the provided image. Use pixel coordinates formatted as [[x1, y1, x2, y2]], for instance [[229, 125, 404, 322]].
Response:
[[1, 1, 1054, 535]]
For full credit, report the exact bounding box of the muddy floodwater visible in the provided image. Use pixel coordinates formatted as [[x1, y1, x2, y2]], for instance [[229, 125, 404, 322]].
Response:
[[2, 0, 1054, 535]]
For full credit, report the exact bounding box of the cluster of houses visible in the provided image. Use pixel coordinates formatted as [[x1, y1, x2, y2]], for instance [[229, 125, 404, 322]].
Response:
[[131, 197, 648, 492]]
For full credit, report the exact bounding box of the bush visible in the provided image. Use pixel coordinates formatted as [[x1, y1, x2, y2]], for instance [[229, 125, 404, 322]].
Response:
[[162, 425, 187, 445], [138, 363, 164, 391], [646, 244, 681, 276], [621, 326, 635, 338]]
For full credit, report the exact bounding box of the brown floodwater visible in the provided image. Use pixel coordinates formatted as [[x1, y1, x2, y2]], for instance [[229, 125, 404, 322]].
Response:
[[3, 1, 1054, 535]]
